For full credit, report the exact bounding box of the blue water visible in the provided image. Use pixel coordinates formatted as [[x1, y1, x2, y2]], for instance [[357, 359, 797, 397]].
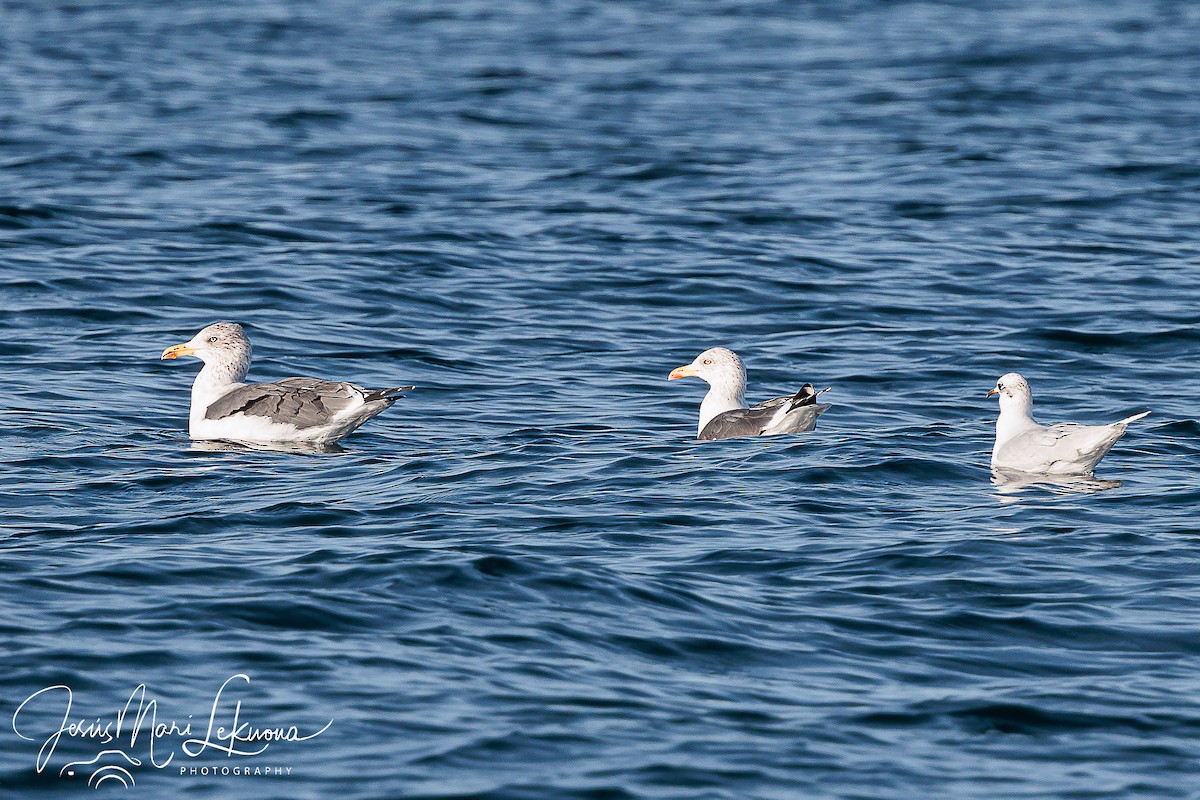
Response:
[[2, 1, 1200, 797]]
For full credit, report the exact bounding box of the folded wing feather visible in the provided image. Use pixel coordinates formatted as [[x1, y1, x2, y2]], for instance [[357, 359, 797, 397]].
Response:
[[699, 392, 829, 441], [699, 400, 788, 441], [205, 378, 402, 429]]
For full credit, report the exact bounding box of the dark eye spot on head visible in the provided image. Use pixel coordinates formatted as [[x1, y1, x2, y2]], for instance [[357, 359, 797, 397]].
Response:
[[702, 358, 712, 365], [208, 336, 218, 343]]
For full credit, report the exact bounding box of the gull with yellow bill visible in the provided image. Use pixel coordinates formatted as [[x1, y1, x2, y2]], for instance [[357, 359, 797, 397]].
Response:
[[161, 322, 412, 445], [668, 347, 830, 441]]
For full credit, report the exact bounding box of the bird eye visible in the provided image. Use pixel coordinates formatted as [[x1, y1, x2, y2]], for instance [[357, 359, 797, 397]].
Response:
[[702, 358, 713, 365], [208, 336, 218, 343]]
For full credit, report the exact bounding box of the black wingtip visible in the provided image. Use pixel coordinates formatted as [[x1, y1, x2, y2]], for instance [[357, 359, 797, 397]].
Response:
[[787, 384, 831, 412], [364, 385, 415, 402]]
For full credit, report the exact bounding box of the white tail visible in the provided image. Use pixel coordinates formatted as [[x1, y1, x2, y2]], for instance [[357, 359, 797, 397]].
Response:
[[1117, 410, 1151, 426]]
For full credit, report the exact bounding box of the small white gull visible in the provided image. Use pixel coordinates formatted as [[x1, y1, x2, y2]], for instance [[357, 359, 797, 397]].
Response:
[[668, 347, 830, 441], [161, 322, 412, 445], [987, 372, 1149, 475]]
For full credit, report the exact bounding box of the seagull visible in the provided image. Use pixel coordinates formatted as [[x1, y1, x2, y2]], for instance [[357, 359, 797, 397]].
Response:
[[987, 372, 1149, 475], [668, 347, 830, 441], [161, 322, 412, 445]]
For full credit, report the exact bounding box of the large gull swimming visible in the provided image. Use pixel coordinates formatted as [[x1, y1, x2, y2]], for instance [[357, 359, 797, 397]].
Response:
[[987, 372, 1149, 475], [669, 347, 830, 441], [161, 322, 412, 445]]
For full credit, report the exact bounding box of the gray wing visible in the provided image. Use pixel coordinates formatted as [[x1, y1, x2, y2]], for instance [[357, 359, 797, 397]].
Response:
[[205, 378, 408, 429], [699, 384, 831, 441], [1028, 424, 1083, 448], [1020, 422, 1133, 456], [699, 398, 790, 441], [997, 422, 1125, 472]]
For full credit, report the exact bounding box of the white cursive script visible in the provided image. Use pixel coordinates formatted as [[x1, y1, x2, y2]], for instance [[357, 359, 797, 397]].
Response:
[[12, 674, 331, 780], [182, 675, 332, 757]]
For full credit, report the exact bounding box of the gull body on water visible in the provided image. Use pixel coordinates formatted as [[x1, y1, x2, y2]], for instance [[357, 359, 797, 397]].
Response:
[[987, 372, 1149, 475], [161, 322, 412, 445], [669, 347, 830, 441]]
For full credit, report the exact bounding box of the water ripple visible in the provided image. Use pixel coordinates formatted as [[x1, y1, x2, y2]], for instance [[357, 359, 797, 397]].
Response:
[[3, 0, 1200, 798]]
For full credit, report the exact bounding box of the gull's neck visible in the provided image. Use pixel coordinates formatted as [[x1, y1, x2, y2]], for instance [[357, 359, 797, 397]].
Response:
[[698, 377, 747, 436], [994, 395, 1038, 452], [189, 355, 249, 427]]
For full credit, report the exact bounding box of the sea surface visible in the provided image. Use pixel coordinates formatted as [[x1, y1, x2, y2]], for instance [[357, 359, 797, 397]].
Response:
[[2, 1, 1199, 798]]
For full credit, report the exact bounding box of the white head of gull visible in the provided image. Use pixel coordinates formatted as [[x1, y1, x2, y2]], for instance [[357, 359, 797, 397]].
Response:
[[161, 322, 412, 445], [162, 321, 253, 410], [986, 371, 1149, 475], [668, 346, 829, 441]]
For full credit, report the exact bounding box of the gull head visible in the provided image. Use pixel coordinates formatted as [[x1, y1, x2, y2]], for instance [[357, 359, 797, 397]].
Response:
[[669, 347, 747, 390], [161, 322, 252, 374], [986, 372, 1032, 409]]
